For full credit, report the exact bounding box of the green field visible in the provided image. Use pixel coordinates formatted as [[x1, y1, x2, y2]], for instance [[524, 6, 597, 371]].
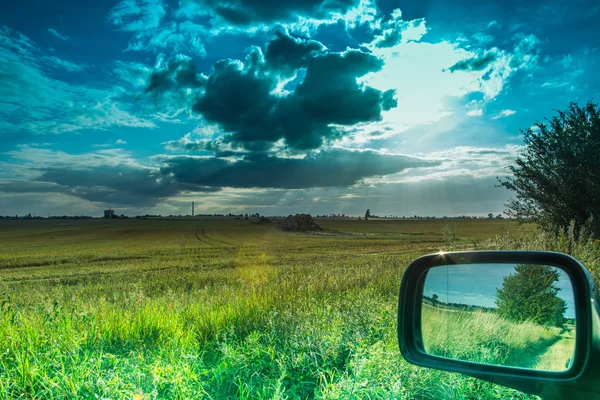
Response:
[[0, 218, 543, 399]]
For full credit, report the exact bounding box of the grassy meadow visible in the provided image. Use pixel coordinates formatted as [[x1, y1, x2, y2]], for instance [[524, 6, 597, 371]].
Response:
[[422, 304, 573, 371], [0, 217, 556, 399]]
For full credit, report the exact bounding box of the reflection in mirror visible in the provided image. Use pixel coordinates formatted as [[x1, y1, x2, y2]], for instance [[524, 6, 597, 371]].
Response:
[[421, 263, 576, 371]]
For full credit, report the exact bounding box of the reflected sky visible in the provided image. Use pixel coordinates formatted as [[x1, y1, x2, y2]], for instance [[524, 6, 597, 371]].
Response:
[[423, 264, 576, 318]]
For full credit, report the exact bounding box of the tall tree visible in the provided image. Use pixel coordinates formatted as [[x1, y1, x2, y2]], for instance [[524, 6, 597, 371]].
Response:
[[496, 264, 566, 327], [498, 101, 600, 236]]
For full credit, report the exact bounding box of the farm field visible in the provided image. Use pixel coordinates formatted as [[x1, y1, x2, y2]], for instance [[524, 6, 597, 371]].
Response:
[[0, 218, 541, 399]]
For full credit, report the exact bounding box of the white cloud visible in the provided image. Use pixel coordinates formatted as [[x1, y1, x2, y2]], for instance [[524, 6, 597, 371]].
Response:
[[6, 146, 142, 170], [108, 0, 166, 32], [116, 139, 128, 144], [163, 131, 245, 154], [113, 60, 152, 87], [173, 0, 203, 19], [491, 109, 516, 119], [337, 0, 380, 30], [48, 28, 70, 41], [560, 54, 573, 68], [331, 122, 403, 148], [176, 176, 512, 217], [358, 18, 540, 139], [530, 125, 541, 132], [43, 55, 85, 72], [124, 22, 207, 57], [467, 108, 484, 117], [511, 33, 540, 70], [389, 145, 523, 183], [0, 191, 108, 217], [0, 26, 155, 134], [369, 9, 427, 48], [472, 32, 493, 44], [174, 0, 377, 37], [108, 0, 206, 56]]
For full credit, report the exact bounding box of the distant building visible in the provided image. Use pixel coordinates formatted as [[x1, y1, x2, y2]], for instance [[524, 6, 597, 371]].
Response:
[[104, 209, 116, 219]]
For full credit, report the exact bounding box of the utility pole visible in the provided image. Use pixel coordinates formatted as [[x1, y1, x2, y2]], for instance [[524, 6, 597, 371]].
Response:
[[192, 202, 194, 217]]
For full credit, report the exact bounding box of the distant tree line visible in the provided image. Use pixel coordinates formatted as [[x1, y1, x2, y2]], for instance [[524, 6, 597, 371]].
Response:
[[422, 295, 497, 313], [1, 213, 511, 221], [314, 214, 505, 219], [0, 215, 93, 220]]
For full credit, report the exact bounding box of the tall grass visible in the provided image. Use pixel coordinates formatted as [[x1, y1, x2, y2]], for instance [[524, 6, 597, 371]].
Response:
[[0, 219, 542, 399], [422, 306, 569, 370]]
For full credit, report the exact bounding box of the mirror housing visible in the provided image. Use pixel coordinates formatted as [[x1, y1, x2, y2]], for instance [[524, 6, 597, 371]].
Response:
[[398, 251, 600, 399]]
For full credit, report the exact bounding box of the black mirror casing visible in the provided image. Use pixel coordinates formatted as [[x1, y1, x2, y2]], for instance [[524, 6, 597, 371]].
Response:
[[398, 251, 600, 399]]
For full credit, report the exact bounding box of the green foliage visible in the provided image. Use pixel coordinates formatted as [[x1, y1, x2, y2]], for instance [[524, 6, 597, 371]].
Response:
[[499, 101, 600, 236], [483, 221, 600, 285], [442, 223, 458, 244], [496, 265, 566, 327]]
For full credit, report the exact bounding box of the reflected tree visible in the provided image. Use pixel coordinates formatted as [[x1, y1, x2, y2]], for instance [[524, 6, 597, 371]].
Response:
[[496, 265, 566, 327]]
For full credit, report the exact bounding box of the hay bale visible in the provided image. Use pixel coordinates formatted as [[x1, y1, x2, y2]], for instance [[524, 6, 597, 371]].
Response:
[[279, 214, 322, 231]]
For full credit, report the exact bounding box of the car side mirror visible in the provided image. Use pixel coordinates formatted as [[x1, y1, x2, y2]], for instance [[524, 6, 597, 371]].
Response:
[[397, 251, 600, 399]]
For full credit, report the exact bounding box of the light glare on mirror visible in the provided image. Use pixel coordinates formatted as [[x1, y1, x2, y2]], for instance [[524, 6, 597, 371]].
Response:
[[421, 263, 576, 371]]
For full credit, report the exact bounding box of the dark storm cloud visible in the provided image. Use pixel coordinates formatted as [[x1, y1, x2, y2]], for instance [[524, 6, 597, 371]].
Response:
[[186, 0, 360, 26], [39, 166, 177, 199], [31, 165, 218, 207], [188, 30, 397, 150], [145, 57, 207, 97], [3, 149, 434, 206], [159, 149, 436, 189], [264, 29, 326, 73], [142, 56, 208, 115], [0, 180, 66, 193], [192, 55, 278, 151], [448, 52, 497, 72]]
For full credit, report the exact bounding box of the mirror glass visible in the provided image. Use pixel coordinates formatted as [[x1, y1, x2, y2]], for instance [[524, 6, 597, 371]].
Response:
[[421, 263, 576, 371]]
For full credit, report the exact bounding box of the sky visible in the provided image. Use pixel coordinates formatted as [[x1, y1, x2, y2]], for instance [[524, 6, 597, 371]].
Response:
[[423, 264, 575, 318], [0, 0, 599, 217]]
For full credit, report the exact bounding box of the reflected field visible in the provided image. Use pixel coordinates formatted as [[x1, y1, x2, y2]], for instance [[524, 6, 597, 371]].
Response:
[[422, 263, 576, 371]]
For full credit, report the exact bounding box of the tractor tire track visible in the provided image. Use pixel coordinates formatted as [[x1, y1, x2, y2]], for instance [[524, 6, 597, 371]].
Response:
[[194, 222, 216, 247]]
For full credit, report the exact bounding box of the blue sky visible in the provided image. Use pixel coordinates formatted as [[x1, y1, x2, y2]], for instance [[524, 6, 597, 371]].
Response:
[[423, 264, 576, 318], [0, 0, 598, 217]]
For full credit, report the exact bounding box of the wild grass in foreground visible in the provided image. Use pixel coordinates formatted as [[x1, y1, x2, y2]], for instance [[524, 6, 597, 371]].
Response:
[[0, 218, 563, 399]]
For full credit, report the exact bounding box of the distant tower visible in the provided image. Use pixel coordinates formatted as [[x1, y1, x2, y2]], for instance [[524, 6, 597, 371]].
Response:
[[192, 202, 194, 217], [104, 208, 115, 219]]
